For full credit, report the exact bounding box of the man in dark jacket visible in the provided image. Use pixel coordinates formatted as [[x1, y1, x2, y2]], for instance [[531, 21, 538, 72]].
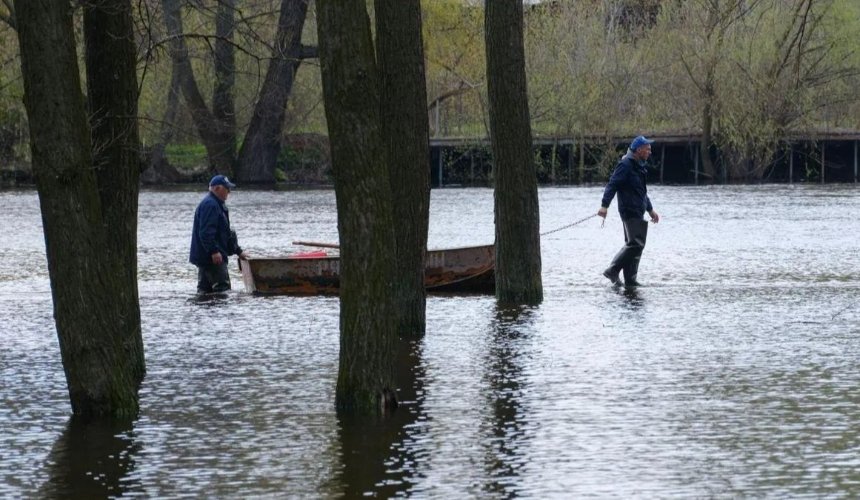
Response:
[[190, 175, 247, 293], [597, 135, 660, 287]]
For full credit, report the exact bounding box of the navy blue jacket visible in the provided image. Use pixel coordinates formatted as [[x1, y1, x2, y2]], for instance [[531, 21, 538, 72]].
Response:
[[601, 154, 653, 220], [189, 192, 241, 266]]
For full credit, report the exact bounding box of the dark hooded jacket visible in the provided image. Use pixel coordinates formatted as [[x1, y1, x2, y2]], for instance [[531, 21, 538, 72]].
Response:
[[601, 152, 653, 220]]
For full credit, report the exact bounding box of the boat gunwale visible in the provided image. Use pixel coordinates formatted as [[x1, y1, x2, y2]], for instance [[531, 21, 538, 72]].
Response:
[[425, 265, 494, 290], [244, 243, 493, 263]]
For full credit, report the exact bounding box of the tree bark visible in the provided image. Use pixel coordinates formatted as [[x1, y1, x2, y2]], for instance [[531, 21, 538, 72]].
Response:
[[212, 0, 237, 164], [699, 4, 722, 184], [317, 0, 399, 414], [485, 0, 543, 305], [83, 0, 146, 386], [700, 84, 716, 182], [374, 0, 431, 338], [15, 0, 144, 418], [235, 0, 310, 183], [162, 0, 235, 174], [142, 67, 183, 184]]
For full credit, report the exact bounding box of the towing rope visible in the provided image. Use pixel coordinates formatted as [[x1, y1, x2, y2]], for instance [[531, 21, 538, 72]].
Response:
[[540, 212, 599, 237]]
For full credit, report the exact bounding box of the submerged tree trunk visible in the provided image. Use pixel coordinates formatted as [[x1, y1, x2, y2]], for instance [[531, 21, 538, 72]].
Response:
[[235, 0, 310, 183], [83, 0, 146, 386], [317, 0, 399, 414], [485, 0, 543, 305], [374, 0, 431, 338], [334, 337, 426, 496], [15, 0, 144, 418]]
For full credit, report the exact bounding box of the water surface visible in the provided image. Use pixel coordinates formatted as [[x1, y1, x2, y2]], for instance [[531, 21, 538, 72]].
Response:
[[1, 185, 859, 497]]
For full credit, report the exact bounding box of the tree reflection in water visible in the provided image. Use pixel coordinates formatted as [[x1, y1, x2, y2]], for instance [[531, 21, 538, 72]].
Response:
[[39, 416, 141, 498], [332, 337, 428, 497], [481, 304, 534, 497]]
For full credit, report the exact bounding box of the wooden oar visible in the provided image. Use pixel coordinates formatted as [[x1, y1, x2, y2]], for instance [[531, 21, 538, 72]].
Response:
[[293, 240, 341, 249]]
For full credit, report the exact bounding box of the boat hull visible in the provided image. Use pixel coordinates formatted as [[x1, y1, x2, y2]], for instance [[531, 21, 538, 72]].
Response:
[[240, 244, 495, 295]]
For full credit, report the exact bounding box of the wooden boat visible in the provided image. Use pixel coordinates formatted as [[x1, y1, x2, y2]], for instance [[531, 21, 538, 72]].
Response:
[[239, 243, 495, 295]]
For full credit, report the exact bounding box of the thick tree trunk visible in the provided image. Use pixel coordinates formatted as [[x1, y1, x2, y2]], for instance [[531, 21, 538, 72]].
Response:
[[485, 0, 543, 305], [317, 0, 399, 414], [83, 0, 146, 386], [235, 0, 309, 183], [15, 0, 143, 418], [162, 0, 235, 174], [374, 0, 431, 338]]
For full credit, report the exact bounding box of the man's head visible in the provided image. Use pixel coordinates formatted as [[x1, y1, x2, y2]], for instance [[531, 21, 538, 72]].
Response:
[[629, 135, 654, 161], [209, 175, 236, 201]]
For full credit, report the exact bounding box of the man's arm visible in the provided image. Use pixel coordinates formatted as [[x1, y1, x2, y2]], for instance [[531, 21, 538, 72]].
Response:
[[228, 230, 248, 259], [645, 195, 659, 223]]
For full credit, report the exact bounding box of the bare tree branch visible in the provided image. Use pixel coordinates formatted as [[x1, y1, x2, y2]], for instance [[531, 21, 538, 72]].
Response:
[[0, 0, 15, 29]]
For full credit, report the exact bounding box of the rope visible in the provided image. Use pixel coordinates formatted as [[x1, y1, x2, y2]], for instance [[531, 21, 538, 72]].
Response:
[[540, 213, 599, 237]]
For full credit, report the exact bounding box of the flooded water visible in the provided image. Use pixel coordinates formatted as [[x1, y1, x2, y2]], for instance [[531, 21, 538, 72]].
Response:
[[1, 185, 859, 498]]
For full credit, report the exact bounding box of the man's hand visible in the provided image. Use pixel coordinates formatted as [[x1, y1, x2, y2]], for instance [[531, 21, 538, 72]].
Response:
[[238, 250, 249, 260], [211, 252, 223, 265], [597, 207, 608, 219], [648, 209, 660, 224]]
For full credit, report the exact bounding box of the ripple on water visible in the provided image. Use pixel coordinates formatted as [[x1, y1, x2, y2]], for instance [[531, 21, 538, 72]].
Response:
[[1, 185, 859, 497]]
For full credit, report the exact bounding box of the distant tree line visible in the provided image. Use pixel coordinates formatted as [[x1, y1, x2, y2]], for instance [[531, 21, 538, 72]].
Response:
[[2, 0, 858, 183]]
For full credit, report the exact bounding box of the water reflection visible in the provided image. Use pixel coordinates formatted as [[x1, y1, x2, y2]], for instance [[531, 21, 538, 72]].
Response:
[[2, 186, 860, 497], [480, 305, 534, 497], [618, 286, 643, 307], [332, 338, 428, 497], [39, 417, 140, 498]]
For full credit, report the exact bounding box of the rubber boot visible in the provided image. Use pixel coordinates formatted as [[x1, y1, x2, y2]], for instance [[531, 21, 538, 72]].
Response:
[[602, 267, 623, 286], [623, 256, 642, 287]]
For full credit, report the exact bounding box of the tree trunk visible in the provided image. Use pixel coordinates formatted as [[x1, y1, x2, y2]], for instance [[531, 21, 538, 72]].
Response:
[[15, 0, 144, 418], [212, 0, 237, 164], [485, 0, 543, 305], [235, 0, 310, 183], [142, 67, 183, 184], [374, 0, 431, 338], [83, 0, 146, 386], [317, 0, 399, 414], [162, 0, 235, 174], [701, 90, 716, 182]]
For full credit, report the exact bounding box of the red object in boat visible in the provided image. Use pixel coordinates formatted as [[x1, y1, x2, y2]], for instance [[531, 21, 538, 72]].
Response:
[[292, 250, 328, 259]]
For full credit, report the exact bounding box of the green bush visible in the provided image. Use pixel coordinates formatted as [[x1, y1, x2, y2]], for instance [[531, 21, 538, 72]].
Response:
[[165, 143, 208, 171]]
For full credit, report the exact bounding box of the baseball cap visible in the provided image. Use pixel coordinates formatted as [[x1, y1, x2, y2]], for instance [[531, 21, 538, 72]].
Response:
[[209, 174, 236, 189], [630, 135, 654, 151]]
